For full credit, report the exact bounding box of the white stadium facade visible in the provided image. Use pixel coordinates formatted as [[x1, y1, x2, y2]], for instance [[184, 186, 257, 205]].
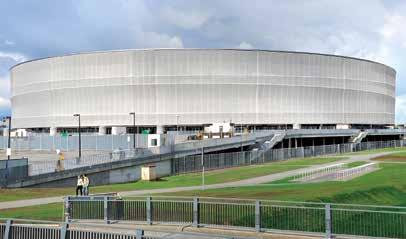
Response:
[[10, 49, 396, 135]]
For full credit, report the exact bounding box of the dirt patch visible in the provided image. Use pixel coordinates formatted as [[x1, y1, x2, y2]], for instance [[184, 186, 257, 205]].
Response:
[[373, 155, 406, 162]]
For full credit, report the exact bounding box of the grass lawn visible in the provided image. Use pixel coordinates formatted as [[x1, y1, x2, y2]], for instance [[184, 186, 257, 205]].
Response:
[[161, 162, 406, 206], [346, 161, 368, 167], [0, 156, 345, 202], [0, 203, 63, 221], [344, 147, 406, 155], [373, 151, 406, 162]]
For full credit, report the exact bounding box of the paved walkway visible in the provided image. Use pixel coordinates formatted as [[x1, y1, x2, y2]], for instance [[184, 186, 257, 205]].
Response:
[[0, 151, 391, 210]]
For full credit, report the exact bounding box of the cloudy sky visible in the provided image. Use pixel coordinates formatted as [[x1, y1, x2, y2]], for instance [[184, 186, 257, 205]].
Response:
[[1, 0, 406, 122]]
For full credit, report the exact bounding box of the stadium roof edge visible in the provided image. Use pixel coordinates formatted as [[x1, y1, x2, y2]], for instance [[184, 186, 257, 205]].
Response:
[[9, 48, 396, 74]]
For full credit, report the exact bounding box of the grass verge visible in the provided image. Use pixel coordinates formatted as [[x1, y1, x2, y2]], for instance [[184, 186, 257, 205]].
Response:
[[0, 203, 63, 221], [0, 156, 345, 202], [161, 163, 406, 206]]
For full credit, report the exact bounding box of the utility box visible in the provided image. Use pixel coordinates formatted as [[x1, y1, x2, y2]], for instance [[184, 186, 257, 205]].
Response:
[[141, 165, 157, 181]]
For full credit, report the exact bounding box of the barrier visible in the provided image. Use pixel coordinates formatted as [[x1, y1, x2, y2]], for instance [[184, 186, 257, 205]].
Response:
[[65, 196, 406, 238]]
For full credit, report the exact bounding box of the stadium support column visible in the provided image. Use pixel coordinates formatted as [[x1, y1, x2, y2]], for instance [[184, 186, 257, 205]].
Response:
[[156, 125, 164, 134], [336, 124, 350, 129], [50, 127, 57, 136], [98, 126, 106, 135], [111, 127, 126, 135]]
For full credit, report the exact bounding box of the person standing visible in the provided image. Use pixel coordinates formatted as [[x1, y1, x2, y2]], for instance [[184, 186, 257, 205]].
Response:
[[76, 175, 83, 196], [56, 151, 65, 172], [83, 174, 90, 196]]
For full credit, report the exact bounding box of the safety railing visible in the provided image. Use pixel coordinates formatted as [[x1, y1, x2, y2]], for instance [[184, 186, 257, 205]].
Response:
[[6, 137, 406, 179], [0, 218, 156, 239], [65, 196, 406, 238], [293, 163, 346, 181], [172, 139, 406, 175], [332, 162, 378, 181]]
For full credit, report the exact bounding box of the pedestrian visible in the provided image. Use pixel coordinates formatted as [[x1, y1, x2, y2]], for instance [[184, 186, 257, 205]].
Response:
[[76, 175, 83, 196], [56, 151, 65, 172], [83, 174, 90, 195]]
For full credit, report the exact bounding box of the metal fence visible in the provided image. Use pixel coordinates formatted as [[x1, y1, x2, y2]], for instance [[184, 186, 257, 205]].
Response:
[[65, 196, 406, 238], [16, 138, 406, 177], [0, 219, 158, 239], [0, 134, 176, 151], [26, 131, 273, 176], [0, 218, 256, 239], [171, 139, 406, 175]]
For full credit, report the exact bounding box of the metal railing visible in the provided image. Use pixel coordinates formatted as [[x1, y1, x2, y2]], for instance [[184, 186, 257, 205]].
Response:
[[0, 218, 154, 239], [65, 196, 406, 238], [172, 139, 405, 175], [0, 218, 256, 239], [333, 162, 378, 181], [25, 131, 273, 176], [293, 163, 346, 181], [22, 138, 406, 177]]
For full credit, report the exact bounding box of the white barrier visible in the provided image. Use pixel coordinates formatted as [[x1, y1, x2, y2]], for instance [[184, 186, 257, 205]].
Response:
[[294, 163, 346, 181], [333, 162, 378, 181]]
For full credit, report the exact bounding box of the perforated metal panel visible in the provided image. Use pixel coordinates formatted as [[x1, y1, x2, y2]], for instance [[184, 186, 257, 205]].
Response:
[[10, 49, 396, 129]]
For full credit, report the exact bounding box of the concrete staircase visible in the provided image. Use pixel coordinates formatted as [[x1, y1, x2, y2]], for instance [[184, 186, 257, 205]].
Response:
[[351, 131, 368, 143]]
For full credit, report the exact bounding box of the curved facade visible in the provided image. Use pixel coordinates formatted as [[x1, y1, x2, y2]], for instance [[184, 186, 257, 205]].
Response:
[[10, 49, 396, 130]]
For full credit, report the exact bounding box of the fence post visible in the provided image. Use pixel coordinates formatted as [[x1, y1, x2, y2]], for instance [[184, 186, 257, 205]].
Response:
[[255, 200, 261, 232], [104, 196, 109, 224], [325, 203, 332, 239], [60, 222, 68, 239], [4, 219, 12, 239], [136, 229, 144, 239], [193, 197, 200, 227], [146, 196, 152, 225], [64, 197, 70, 222]]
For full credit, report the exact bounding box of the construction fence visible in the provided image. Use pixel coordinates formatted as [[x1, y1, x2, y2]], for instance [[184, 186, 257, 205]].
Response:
[[65, 196, 406, 239]]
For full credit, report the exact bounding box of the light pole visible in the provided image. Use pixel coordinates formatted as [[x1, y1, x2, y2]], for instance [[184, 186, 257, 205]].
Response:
[[201, 145, 205, 190], [4, 116, 11, 161], [73, 114, 81, 159], [129, 112, 136, 149], [2, 116, 11, 183], [176, 114, 179, 135], [240, 114, 243, 153]]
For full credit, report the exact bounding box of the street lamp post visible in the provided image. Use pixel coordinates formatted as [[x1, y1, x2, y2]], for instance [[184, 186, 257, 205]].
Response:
[[240, 115, 243, 153], [129, 112, 136, 149], [73, 114, 81, 159], [4, 116, 11, 161], [201, 145, 205, 190]]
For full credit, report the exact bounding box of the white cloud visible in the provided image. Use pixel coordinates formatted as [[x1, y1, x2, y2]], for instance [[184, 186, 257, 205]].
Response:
[[237, 41, 254, 49], [0, 51, 27, 63], [137, 32, 184, 48], [4, 40, 15, 45], [161, 6, 211, 30], [0, 96, 10, 109], [381, 14, 406, 48], [396, 95, 406, 124]]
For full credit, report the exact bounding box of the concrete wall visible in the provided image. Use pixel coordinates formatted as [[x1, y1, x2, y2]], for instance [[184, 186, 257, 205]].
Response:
[[32, 158, 172, 188]]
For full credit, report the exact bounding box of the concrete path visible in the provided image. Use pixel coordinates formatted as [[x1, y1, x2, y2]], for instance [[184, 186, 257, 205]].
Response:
[[68, 221, 321, 239], [0, 151, 391, 210]]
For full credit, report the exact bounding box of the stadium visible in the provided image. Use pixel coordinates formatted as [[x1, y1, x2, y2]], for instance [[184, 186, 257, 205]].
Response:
[[10, 49, 396, 134]]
